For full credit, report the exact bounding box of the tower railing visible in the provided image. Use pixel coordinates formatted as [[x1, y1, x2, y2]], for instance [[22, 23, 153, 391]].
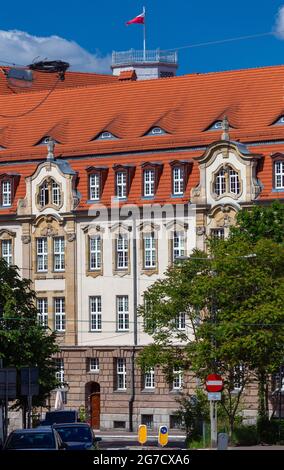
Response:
[[112, 49, 178, 66]]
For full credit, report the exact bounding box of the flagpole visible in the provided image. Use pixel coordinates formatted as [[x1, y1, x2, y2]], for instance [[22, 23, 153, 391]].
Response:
[[143, 6, 146, 61]]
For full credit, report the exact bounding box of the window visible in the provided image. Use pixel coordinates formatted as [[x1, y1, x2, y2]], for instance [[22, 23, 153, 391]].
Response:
[[208, 120, 223, 130], [1, 180, 12, 206], [96, 131, 116, 140], [233, 365, 245, 391], [113, 421, 126, 429], [214, 168, 226, 196], [144, 368, 155, 389], [89, 236, 101, 271], [273, 116, 284, 125], [53, 237, 65, 271], [229, 168, 240, 194], [214, 165, 240, 197], [116, 358, 126, 390], [170, 415, 183, 429], [38, 178, 61, 208], [210, 228, 225, 240], [143, 169, 155, 197], [1, 239, 12, 266], [37, 298, 48, 328], [275, 161, 284, 189], [54, 358, 64, 385], [172, 167, 184, 195], [141, 414, 153, 429], [37, 237, 48, 272], [116, 171, 127, 199], [173, 368, 183, 390], [116, 296, 129, 331], [90, 296, 102, 331], [172, 232, 185, 262], [146, 127, 166, 136], [54, 298, 65, 332], [175, 312, 186, 330], [143, 233, 156, 269], [116, 234, 128, 270], [89, 173, 101, 200], [89, 357, 100, 373]]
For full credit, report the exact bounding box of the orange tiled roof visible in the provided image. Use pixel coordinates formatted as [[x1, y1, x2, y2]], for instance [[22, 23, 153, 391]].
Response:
[[0, 65, 283, 210], [0, 66, 117, 95]]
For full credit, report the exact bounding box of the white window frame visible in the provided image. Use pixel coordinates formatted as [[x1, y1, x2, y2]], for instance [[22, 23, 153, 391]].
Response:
[[275, 161, 284, 189], [229, 168, 240, 194], [54, 297, 65, 332], [143, 169, 155, 197], [1, 239, 12, 266], [173, 368, 183, 390], [90, 296, 102, 332], [214, 169, 226, 195], [53, 237, 65, 272], [116, 171, 127, 199], [51, 180, 61, 206], [175, 312, 186, 330], [117, 358, 127, 390], [37, 237, 48, 272], [172, 167, 184, 195], [233, 365, 245, 391], [173, 231, 185, 261], [116, 234, 128, 270], [144, 367, 155, 389], [2, 180, 12, 206], [143, 233, 156, 269], [89, 357, 100, 373], [39, 180, 49, 207], [89, 236, 101, 271], [89, 173, 101, 200], [211, 228, 225, 240], [37, 298, 48, 328], [151, 127, 163, 135], [116, 295, 129, 331]]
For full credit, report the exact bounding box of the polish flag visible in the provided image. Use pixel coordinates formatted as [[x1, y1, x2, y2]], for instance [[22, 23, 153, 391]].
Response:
[[126, 12, 145, 25]]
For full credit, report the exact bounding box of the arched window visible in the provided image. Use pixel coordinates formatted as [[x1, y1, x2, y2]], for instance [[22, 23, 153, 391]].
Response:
[[213, 165, 240, 197], [38, 178, 61, 208]]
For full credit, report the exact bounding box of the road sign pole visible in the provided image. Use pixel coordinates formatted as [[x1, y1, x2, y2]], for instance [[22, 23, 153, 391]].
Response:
[[210, 400, 217, 448]]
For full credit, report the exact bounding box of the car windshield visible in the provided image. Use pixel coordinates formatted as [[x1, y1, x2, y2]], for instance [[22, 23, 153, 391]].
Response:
[[55, 426, 92, 443], [6, 431, 55, 449]]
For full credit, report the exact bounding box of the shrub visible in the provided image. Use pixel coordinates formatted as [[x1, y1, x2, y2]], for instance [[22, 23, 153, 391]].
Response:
[[234, 425, 259, 446]]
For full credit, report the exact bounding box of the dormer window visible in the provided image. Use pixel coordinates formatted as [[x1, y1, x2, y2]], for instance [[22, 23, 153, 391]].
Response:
[[170, 160, 192, 197], [113, 165, 135, 200], [213, 165, 240, 197], [0, 174, 19, 208], [96, 131, 117, 140], [38, 178, 62, 209], [273, 116, 284, 125], [87, 166, 108, 202], [145, 127, 166, 136], [208, 121, 223, 131], [141, 162, 163, 198], [36, 136, 60, 146]]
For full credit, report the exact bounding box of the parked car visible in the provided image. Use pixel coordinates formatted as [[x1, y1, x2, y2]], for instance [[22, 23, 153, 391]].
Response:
[[40, 410, 78, 426], [52, 423, 101, 450], [2, 427, 68, 450]]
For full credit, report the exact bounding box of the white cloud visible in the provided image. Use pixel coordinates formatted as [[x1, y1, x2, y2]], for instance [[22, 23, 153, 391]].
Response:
[[0, 30, 111, 73], [274, 6, 284, 39]]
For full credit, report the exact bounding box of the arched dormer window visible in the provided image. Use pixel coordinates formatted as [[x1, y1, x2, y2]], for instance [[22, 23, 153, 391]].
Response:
[[38, 178, 62, 209], [213, 165, 241, 198], [145, 127, 167, 136], [95, 131, 117, 140]]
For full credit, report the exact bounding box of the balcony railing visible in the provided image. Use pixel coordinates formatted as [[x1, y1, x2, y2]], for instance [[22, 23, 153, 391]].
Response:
[[112, 49, 178, 66]]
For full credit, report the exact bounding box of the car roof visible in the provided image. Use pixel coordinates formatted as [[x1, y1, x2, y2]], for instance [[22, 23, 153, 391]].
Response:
[[12, 427, 53, 433], [52, 423, 90, 428]]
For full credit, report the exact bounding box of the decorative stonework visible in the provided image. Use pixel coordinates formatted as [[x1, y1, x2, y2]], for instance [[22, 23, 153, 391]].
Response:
[[67, 233, 76, 242], [21, 235, 31, 244]]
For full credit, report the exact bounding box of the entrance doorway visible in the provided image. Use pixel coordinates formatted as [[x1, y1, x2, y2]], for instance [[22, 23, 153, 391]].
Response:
[[86, 382, 100, 429]]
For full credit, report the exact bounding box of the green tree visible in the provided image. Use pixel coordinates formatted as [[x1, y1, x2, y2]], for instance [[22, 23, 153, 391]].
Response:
[[138, 237, 284, 438], [0, 259, 59, 425]]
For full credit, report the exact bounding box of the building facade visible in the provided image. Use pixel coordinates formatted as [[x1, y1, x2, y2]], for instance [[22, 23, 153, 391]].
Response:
[[0, 65, 283, 430]]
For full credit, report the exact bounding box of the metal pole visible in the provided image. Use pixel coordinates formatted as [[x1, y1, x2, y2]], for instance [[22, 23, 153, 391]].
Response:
[[143, 6, 146, 61], [27, 368, 31, 429], [4, 370, 8, 442], [210, 400, 217, 448], [129, 216, 138, 432]]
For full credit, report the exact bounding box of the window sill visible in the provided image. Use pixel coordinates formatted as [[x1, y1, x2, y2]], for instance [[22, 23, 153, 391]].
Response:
[[114, 389, 127, 393], [89, 330, 102, 333], [141, 196, 155, 200], [272, 188, 284, 193], [87, 199, 101, 204], [142, 389, 156, 393], [89, 370, 100, 374], [171, 194, 184, 198]]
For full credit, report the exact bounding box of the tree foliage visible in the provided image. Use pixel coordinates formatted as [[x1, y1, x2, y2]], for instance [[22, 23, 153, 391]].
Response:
[[138, 235, 284, 435], [0, 259, 59, 409]]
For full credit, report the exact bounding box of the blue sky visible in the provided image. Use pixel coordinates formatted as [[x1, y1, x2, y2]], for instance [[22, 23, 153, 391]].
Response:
[[1, 0, 284, 75]]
